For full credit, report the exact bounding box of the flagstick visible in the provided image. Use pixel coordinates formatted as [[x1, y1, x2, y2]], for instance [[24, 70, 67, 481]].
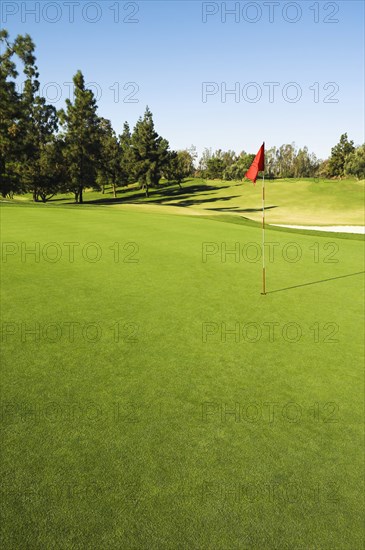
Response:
[[261, 171, 266, 295], [245, 142, 266, 295]]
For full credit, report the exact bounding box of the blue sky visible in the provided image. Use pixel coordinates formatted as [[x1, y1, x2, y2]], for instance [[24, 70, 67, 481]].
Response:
[[1, 0, 364, 158]]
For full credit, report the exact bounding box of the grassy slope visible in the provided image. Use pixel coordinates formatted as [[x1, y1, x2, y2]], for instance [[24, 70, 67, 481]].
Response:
[[9, 177, 365, 226], [1, 203, 364, 549]]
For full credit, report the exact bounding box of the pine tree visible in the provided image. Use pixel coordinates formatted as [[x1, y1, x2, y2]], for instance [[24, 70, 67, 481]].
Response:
[[22, 97, 58, 201], [131, 107, 170, 197], [59, 71, 100, 203], [119, 122, 134, 186], [97, 117, 120, 198]]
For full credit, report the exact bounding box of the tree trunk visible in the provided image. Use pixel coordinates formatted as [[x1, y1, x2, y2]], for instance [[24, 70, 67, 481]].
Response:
[[145, 184, 149, 198], [113, 183, 117, 198], [33, 190, 38, 202], [79, 186, 83, 204], [101, 184, 105, 194], [74, 190, 79, 203]]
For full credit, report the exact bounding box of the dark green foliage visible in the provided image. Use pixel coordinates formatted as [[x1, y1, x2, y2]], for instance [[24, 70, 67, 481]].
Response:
[[22, 97, 59, 201], [344, 145, 365, 180], [58, 71, 101, 203], [97, 118, 121, 198], [223, 152, 255, 180], [198, 149, 236, 179], [0, 30, 38, 197], [130, 107, 170, 197], [119, 122, 135, 186], [164, 149, 196, 187], [327, 133, 355, 178], [36, 137, 68, 202]]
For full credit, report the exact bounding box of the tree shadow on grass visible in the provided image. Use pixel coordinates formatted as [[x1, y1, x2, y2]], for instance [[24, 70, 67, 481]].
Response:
[[167, 195, 241, 208], [85, 182, 234, 207], [48, 197, 74, 202], [207, 205, 278, 213], [267, 271, 365, 294]]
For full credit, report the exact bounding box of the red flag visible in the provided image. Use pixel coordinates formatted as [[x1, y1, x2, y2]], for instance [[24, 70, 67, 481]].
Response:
[[245, 143, 265, 184]]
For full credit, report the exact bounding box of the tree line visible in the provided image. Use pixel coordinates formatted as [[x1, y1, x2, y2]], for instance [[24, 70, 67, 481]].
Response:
[[1, 30, 364, 203], [197, 136, 364, 181], [0, 30, 195, 203]]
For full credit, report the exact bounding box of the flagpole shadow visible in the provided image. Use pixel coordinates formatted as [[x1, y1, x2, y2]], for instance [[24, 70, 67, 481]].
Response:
[[266, 271, 365, 294]]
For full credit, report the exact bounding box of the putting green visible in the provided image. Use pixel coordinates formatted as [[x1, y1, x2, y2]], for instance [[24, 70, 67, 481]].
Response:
[[0, 202, 364, 549]]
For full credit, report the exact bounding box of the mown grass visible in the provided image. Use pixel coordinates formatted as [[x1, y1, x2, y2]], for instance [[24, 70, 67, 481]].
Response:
[[0, 200, 364, 548], [8, 176, 365, 226]]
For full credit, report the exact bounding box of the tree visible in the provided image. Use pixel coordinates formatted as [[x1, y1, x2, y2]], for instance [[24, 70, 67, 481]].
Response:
[[206, 157, 224, 179], [344, 145, 365, 180], [317, 159, 330, 178], [0, 30, 38, 197], [223, 151, 255, 180], [196, 149, 237, 179], [293, 147, 319, 178], [130, 107, 170, 197], [119, 122, 134, 187], [327, 133, 355, 178], [96, 117, 121, 198], [164, 149, 195, 188], [203, 149, 237, 179], [257, 143, 319, 179], [276, 143, 296, 178], [59, 71, 100, 203], [187, 145, 198, 172], [264, 147, 279, 179], [22, 97, 58, 201], [36, 136, 67, 202], [197, 148, 212, 177]]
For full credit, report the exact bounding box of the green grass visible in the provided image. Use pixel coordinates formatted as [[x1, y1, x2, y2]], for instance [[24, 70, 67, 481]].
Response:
[[8, 176, 364, 226], [0, 192, 364, 548]]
